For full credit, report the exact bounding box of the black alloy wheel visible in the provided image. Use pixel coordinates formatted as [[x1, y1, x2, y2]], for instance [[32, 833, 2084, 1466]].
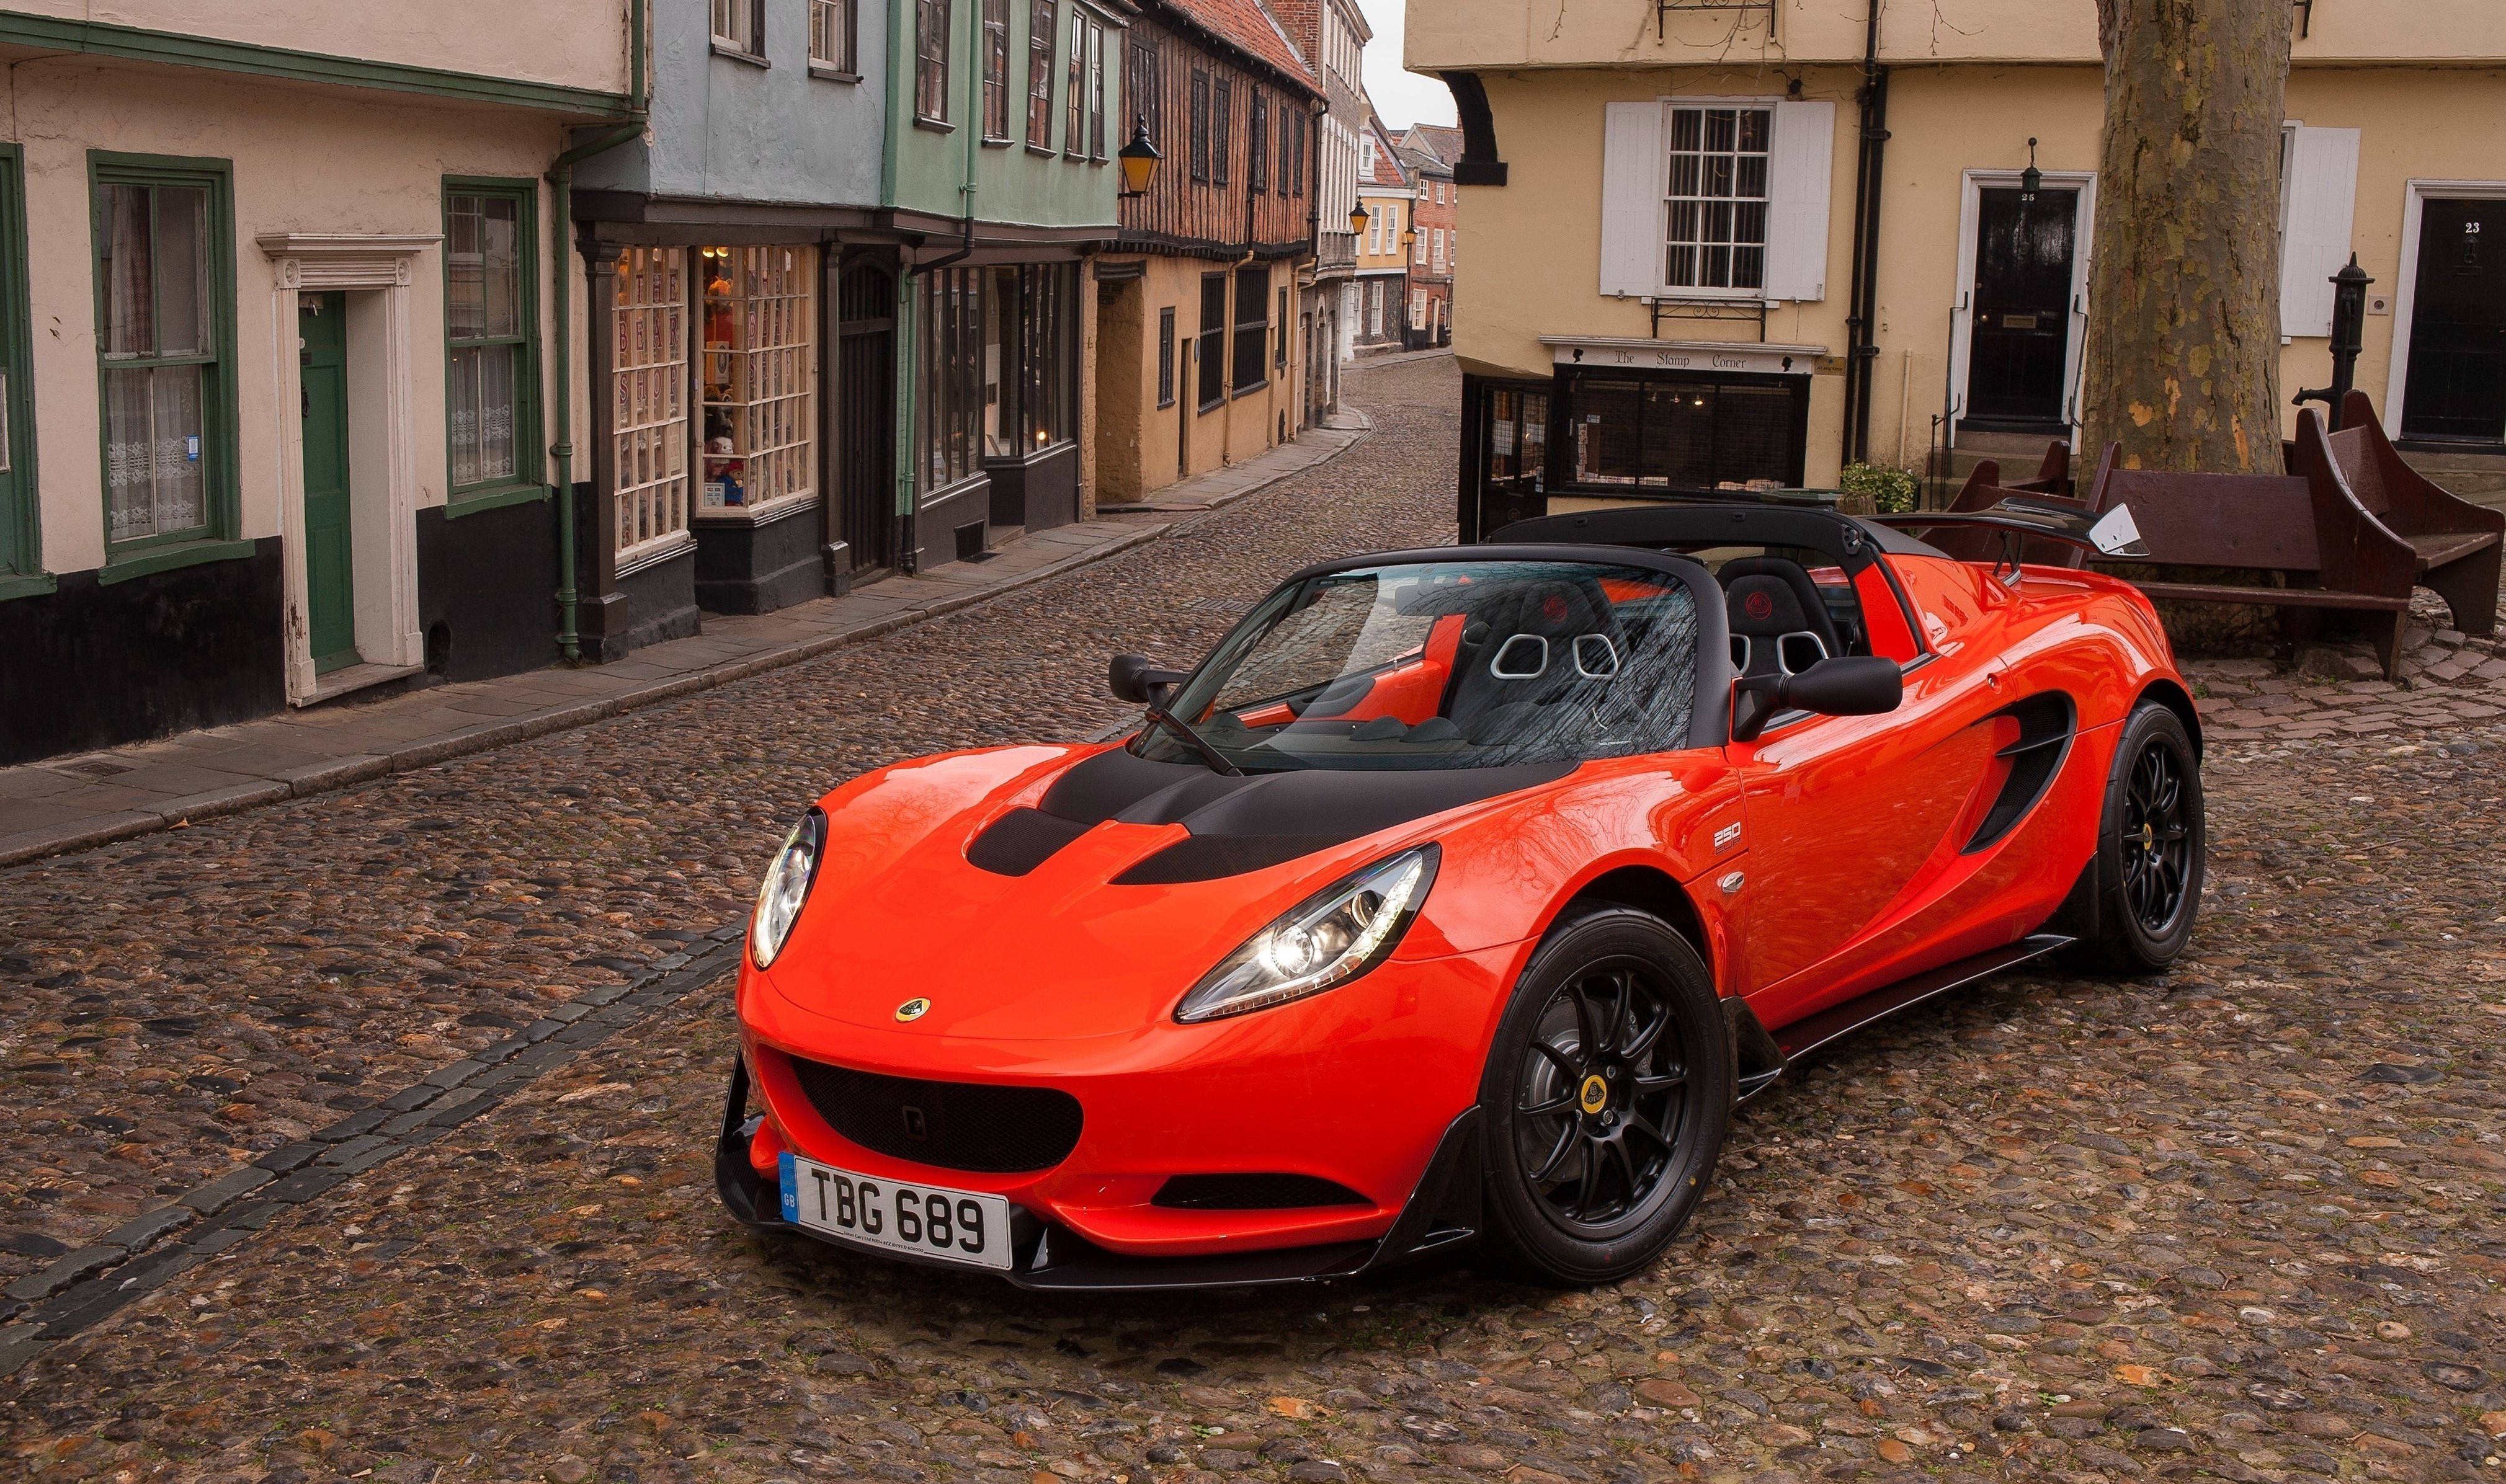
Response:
[[2084, 700, 2205, 972], [2120, 734, 2193, 935], [1479, 909, 1730, 1285]]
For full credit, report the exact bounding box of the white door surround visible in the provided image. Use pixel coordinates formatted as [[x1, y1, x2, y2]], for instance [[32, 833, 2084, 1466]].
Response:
[[2383, 179, 2506, 438], [1946, 169, 2098, 450], [257, 233, 440, 704]]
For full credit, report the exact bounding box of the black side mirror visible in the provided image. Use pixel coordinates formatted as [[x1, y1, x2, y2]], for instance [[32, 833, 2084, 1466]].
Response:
[[1109, 653, 1192, 704], [1731, 655, 1902, 742]]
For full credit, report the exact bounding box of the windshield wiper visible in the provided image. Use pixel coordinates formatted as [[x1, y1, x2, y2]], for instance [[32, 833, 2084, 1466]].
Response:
[[1143, 701, 1243, 776]]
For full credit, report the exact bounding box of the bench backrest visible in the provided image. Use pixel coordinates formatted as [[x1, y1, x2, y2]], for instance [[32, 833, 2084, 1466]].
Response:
[[2091, 469, 2322, 571]]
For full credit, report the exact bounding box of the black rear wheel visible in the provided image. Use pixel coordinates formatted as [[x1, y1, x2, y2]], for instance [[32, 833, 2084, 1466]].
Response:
[[2084, 701, 2205, 972], [1479, 910, 1729, 1284]]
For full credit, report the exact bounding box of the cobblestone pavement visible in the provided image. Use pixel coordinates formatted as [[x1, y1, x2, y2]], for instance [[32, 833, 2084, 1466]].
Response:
[[7, 356, 2506, 1483]]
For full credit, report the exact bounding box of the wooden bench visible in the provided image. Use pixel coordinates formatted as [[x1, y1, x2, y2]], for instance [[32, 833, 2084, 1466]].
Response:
[[2303, 391, 2502, 638], [1929, 442, 2095, 566], [2085, 409, 2415, 678]]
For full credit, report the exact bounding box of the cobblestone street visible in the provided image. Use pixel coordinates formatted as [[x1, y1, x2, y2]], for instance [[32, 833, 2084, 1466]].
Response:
[[4, 355, 2505, 1484]]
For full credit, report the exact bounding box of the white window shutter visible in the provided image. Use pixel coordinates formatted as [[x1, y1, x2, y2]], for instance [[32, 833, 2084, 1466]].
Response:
[[1599, 102, 1667, 298], [1764, 100, 1835, 301], [2278, 125, 2360, 337]]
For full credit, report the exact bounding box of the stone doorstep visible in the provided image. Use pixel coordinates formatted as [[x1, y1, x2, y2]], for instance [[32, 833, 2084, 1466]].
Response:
[[0, 935, 746, 1379]]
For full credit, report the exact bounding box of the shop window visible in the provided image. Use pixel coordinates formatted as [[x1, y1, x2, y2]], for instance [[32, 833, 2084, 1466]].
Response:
[[916, 0, 952, 123], [1156, 306, 1175, 409], [698, 246, 818, 515], [1563, 371, 1804, 492], [811, 0, 858, 75], [94, 155, 238, 562], [1025, 0, 1058, 149], [1664, 106, 1770, 291], [979, 0, 1011, 140], [918, 267, 984, 491], [0, 147, 36, 588], [1021, 262, 1079, 450], [1196, 273, 1225, 411], [444, 181, 538, 507], [1231, 265, 1268, 394], [613, 246, 691, 559], [1484, 386, 1548, 487]]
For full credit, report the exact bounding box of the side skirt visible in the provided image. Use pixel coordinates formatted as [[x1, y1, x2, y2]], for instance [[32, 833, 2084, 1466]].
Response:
[[1729, 933, 2074, 1102]]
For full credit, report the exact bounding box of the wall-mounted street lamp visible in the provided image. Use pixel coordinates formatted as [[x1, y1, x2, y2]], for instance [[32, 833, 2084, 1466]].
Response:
[[1401, 224, 1418, 252], [1348, 202, 1370, 238], [1117, 117, 1162, 198], [2019, 137, 2041, 202]]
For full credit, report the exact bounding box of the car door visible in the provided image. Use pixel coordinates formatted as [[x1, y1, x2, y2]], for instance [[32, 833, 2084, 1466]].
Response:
[[1728, 557, 2009, 1028]]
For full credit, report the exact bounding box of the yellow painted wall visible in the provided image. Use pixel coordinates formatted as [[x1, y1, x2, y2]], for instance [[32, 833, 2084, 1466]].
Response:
[[7, 58, 582, 575], [1095, 254, 1306, 502], [1450, 58, 2506, 485], [1411, 0, 2505, 70]]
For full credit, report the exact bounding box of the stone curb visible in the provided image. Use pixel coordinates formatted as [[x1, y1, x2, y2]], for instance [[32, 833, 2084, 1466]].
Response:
[[0, 930, 746, 1379], [0, 417, 1371, 875]]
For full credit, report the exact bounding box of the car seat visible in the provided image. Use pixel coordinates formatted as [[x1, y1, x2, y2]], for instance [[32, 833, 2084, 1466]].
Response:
[[1443, 575, 1619, 744], [1721, 556, 1842, 678]]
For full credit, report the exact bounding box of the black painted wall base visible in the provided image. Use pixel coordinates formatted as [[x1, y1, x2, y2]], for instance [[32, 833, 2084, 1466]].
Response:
[[693, 502, 825, 616], [986, 444, 1079, 533], [0, 539, 286, 766], [913, 478, 991, 571], [577, 547, 702, 662], [416, 499, 559, 683]]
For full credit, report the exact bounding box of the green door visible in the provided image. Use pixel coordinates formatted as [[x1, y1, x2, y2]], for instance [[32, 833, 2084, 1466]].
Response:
[[301, 293, 357, 673]]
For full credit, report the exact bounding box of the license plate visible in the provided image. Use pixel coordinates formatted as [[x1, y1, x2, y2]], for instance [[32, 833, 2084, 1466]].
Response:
[[778, 1152, 1013, 1271]]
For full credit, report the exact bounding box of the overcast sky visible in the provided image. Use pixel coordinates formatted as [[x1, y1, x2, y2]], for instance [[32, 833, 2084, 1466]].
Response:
[[1355, 0, 1457, 130]]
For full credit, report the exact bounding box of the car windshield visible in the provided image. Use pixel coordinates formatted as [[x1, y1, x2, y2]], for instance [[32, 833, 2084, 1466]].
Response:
[[1136, 559, 1703, 773]]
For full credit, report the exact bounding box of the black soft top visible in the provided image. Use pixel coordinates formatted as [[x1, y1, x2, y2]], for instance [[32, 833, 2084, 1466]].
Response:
[[1489, 503, 1945, 571]]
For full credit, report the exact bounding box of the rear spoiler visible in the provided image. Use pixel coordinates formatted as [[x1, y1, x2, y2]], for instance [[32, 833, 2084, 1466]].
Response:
[[1870, 497, 2149, 559]]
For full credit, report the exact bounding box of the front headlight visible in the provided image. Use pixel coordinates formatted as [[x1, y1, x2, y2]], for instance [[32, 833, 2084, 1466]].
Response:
[[1175, 845, 1440, 1024], [749, 809, 827, 969]]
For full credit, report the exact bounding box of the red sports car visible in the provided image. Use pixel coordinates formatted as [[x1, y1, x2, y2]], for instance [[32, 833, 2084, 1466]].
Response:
[[715, 501, 2203, 1288]]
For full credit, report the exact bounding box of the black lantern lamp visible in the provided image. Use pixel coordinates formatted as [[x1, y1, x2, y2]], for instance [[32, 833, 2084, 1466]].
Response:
[[1117, 117, 1162, 198], [1347, 201, 1370, 238], [2019, 137, 2042, 202], [1401, 222, 1419, 252]]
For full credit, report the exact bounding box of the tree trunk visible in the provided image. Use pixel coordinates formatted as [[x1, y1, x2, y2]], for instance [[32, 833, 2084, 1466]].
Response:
[[2082, 0, 2292, 473]]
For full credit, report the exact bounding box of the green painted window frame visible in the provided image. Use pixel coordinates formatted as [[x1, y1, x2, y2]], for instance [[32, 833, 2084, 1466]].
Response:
[[441, 176, 546, 519], [90, 151, 248, 587], [0, 144, 47, 599]]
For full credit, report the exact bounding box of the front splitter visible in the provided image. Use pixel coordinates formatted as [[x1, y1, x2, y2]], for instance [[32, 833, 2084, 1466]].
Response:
[[711, 1054, 1481, 1292]]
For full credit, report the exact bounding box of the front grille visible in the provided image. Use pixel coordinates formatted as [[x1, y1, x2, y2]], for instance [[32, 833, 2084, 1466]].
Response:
[[787, 1055, 1083, 1173], [1151, 1173, 1370, 1210]]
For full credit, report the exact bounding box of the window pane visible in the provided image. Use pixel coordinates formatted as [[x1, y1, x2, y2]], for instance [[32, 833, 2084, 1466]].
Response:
[[105, 364, 206, 541], [478, 197, 520, 339], [450, 344, 519, 487], [154, 187, 211, 357], [1572, 380, 1642, 484], [983, 265, 1011, 458], [102, 185, 154, 359]]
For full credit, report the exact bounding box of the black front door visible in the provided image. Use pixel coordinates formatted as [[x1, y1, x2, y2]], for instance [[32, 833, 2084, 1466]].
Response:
[[1963, 187, 2079, 431], [2402, 198, 2506, 445], [837, 263, 895, 571]]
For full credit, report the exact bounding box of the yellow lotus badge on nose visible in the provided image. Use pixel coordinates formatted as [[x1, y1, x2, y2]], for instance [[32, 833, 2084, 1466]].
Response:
[[1579, 1073, 1609, 1115], [894, 998, 931, 1022]]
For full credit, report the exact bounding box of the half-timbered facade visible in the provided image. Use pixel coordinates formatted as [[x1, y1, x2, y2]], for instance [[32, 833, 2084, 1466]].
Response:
[[1090, 0, 1319, 503]]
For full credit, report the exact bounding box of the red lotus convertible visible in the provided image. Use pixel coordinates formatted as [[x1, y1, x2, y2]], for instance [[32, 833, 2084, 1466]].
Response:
[[715, 500, 2203, 1288]]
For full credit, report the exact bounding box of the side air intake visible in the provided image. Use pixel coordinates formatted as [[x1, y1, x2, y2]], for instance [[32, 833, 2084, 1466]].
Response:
[[1964, 692, 2076, 854]]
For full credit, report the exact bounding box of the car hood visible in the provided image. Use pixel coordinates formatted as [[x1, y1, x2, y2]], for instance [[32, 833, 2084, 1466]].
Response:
[[754, 742, 1574, 1046]]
